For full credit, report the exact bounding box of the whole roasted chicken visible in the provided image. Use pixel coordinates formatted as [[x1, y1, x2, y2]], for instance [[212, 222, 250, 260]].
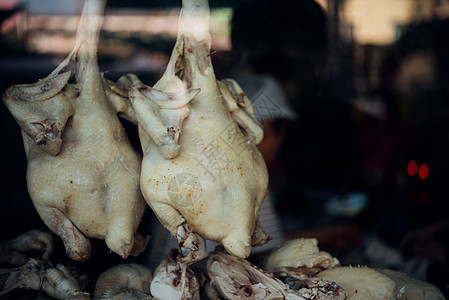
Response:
[[2, 0, 146, 261], [118, 0, 268, 263]]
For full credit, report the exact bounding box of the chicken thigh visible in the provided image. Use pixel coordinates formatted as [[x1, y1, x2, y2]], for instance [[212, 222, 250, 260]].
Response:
[[2, 0, 146, 261], [124, 0, 268, 263]]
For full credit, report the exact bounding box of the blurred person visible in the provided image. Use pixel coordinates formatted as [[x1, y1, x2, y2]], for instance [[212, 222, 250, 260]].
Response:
[[229, 0, 361, 246], [236, 74, 298, 259], [226, 0, 329, 253], [229, 0, 328, 113], [229, 0, 329, 214]]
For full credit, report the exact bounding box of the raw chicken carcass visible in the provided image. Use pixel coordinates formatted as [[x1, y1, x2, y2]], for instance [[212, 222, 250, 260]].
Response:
[[318, 267, 397, 300], [207, 250, 323, 300], [0, 229, 54, 266], [124, 0, 269, 264], [0, 259, 90, 299], [264, 238, 340, 272], [377, 268, 446, 300], [2, 0, 146, 261], [269, 270, 348, 300], [318, 267, 445, 300]]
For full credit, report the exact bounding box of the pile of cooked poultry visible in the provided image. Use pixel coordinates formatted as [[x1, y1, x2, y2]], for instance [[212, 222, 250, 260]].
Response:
[[1, 231, 444, 299], [1, 0, 446, 299]]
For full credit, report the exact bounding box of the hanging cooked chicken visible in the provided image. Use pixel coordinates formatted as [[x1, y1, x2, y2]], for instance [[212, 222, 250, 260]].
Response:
[[2, 0, 146, 261], [120, 0, 269, 263]]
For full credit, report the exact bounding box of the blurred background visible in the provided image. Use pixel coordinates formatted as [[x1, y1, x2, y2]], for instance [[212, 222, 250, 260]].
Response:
[[1, 0, 449, 297]]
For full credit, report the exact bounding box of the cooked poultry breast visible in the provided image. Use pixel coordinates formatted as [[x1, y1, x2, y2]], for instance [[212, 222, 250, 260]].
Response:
[[2, 0, 146, 261], [123, 0, 269, 263]]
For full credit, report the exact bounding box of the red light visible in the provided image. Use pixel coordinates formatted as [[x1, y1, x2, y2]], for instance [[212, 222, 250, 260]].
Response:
[[418, 163, 429, 179], [407, 160, 418, 176]]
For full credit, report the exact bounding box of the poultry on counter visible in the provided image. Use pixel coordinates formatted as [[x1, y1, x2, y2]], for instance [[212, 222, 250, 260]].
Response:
[[1, 0, 147, 261], [0, 230, 90, 299]]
